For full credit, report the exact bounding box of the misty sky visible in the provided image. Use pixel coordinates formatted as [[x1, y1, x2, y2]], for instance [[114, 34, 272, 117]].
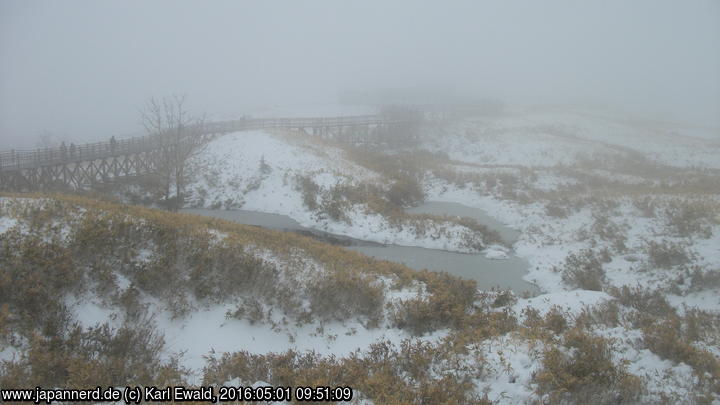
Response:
[[1, 0, 719, 148]]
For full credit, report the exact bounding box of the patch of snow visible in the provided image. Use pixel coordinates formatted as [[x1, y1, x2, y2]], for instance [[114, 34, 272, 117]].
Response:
[[666, 291, 720, 314], [71, 298, 120, 328], [115, 273, 131, 290], [136, 248, 154, 262], [156, 304, 446, 374], [512, 291, 612, 319], [207, 228, 229, 242], [0, 346, 18, 362], [484, 247, 509, 260], [0, 217, 17, 234], [472, 335, 542, 404]]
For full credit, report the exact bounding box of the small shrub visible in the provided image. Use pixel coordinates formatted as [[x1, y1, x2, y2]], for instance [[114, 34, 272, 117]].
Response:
[[591, 214, 627, 252], [391, 297, 443, 336], [645, 240, 690, 269], [308, 271, 384, 326], [534, 328, 643, 404], [492, 290, 516, 308], [609, 285, 674, 318], [386, 176, 425, 207], [689, 268, 720, 292], [0, 320, 187, 389], [392, 272, 477, 335], [574, 301, 620, 329], [295, 175, 320, 211], [544, 306, 568, 335], [633, 197, 656, 218], [663, 199, 715, 238], [258, 155, 272, 175], [545, 202, 569, 218], [642, 318, 720, 395], [318, 187, 351, 224], [560, 250, 606, 291], [229, 297, 266, 325], [202, 339, 491, 405]]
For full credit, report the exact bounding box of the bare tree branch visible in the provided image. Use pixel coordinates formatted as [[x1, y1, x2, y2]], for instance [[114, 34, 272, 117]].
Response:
[[140, 95, 209, 210]]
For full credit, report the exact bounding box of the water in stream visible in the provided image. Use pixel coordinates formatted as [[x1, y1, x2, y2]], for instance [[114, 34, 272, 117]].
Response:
[[347, 244, 533, 293], [182, 202, 537, 294]]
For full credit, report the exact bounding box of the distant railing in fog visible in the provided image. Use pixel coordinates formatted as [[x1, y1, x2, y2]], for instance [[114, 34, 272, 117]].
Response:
[[0, 114, 406, 171]]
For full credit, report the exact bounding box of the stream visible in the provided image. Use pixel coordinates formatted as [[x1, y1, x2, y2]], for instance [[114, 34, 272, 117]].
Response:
[[182, 201, 537, 294]]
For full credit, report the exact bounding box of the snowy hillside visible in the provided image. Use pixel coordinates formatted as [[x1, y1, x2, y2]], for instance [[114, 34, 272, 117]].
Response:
[[2, 109, 719, 403], [173, 108, 720, 402], [188, 130, 503, 253]]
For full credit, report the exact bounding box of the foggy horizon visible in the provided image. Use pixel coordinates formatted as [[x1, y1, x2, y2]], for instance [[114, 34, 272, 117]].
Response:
[[2, 0, 719, 148]]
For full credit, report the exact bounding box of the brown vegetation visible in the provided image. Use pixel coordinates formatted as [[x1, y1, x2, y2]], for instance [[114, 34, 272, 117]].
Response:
[[533, 328, 643, 404]]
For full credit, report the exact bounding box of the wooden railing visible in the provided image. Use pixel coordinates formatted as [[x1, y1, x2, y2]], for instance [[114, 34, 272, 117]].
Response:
[[0, 114, 403, 171], [0, 136, 159, 171]]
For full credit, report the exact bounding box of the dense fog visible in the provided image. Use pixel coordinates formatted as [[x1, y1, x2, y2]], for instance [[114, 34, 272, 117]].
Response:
[[1, 0, 719, 148], [2, 2, 720, 402]]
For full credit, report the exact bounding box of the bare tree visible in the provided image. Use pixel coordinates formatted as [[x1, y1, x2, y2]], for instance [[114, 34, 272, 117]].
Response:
[[141, 95, 208, 210]]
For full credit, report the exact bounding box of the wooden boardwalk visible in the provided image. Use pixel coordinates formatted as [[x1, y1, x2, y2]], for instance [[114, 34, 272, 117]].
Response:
[[0, 114, 406, 191]]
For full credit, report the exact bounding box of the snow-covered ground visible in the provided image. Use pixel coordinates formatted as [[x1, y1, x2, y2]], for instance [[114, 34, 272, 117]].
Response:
[[2, 107, 718, 402], [187, 106, 720, 300], [182, 107, 719, 401], [189, 130, 495, 252], [191, 129, 377, 211], [424, 107, 720, 169], [71, 297, 446, 383]]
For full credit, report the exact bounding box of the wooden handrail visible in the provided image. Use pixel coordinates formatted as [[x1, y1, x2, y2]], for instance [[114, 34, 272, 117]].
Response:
[[0, 114, 411, 171]]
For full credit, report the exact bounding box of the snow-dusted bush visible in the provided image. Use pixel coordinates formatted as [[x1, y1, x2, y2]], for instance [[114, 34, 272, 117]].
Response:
[[574, 300, 621, 329], [642, 318, 720, 398], [689, 269, 720, 292], [609, 285, 674, 318], [0, 232, 80, 335], [534, 328, 643, 404], [521, 305, 568, 340], [645, 240, 690, 269], [544, 306, 569, 335], [633, 196, 657, 218], [308, 271, 385, 327], [390, 272, 477, 336], [492, 290, 517, 308], [591, 213, 627, 252], [559, 249, 607, 291], [202, 339, 493, 405], [545, 201, 570, 218], [0, 320, 186, 389], [386, 176, 425, 207], [663, 199, 715, 238], [295, 174, 321, 211], [228, 296, 266, 325]]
